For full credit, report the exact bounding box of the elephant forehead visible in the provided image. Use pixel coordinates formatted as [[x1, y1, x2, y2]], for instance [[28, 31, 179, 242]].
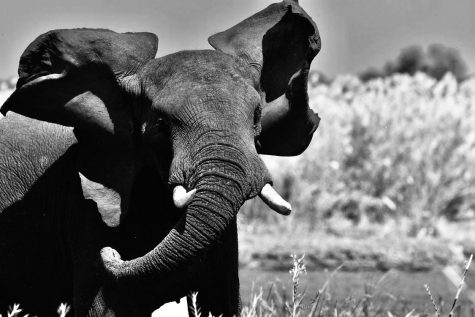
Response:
[[143, 51, 260, 117], [161, 84, 260, 125], [142, 50, 249, 92]]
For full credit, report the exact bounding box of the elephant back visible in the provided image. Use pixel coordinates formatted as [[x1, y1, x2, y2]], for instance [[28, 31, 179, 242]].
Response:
[[0, 113, 76, 211]]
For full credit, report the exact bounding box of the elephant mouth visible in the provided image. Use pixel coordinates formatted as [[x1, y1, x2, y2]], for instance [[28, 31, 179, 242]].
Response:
[[171, 183, 291, 215], [167, 137, 292, 215]]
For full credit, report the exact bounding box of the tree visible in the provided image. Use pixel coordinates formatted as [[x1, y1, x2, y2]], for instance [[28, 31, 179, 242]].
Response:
[[360, 44, 469, 82]]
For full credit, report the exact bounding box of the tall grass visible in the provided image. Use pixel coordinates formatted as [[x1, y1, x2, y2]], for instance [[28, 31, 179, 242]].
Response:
[[243, 72, 475, 227]]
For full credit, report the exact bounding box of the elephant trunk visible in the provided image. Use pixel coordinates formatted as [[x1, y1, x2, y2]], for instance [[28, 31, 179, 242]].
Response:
[[101, 144, 266, 288]]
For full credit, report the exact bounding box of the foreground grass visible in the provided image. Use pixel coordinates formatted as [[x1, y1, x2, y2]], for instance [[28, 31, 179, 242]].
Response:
[[1, 303, 69, 317], [239, 254, 474, 317]]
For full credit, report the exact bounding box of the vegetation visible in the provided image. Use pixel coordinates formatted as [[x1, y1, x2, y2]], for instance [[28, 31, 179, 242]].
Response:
[[241, 72, 475, 271], [0, 303, 69, 317], [245, 71, 475, 225], [237, 254, 475, 317]]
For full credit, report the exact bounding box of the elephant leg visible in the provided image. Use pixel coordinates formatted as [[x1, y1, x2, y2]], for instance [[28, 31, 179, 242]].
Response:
[[187, 220, 241, 317]]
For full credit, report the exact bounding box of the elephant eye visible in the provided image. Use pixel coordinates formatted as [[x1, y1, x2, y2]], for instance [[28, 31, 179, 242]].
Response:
[[153, 118, 166, 130], [143, 117, 167, 136]]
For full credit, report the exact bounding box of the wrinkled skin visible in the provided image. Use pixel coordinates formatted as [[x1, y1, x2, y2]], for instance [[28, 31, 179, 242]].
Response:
[[0, 1, 321, 316]]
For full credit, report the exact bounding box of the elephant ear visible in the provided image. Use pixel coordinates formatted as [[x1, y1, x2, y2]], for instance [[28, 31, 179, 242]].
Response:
[[0, 28, 157, 127], [0, 29, 158, 227], [208, 0, 321, 156]]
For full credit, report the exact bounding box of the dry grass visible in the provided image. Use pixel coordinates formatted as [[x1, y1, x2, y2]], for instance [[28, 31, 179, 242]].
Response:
[[243, 72, 475, 226], [0, 303, 70, 317]]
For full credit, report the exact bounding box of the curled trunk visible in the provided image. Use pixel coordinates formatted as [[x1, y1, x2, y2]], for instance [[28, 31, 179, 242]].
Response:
[[102, 152, 252, 289]]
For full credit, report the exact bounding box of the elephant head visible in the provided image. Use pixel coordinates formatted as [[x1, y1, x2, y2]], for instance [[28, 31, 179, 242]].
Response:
[[1, 0, 320, 303]]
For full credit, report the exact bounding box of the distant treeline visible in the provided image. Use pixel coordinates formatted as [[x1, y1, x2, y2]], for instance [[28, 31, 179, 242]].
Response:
[[360, 44, 468, 82], [309, 43, 470, 86]]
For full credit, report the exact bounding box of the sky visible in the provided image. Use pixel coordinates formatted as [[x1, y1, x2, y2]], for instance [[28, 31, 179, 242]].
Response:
[[1, 0, 474, 78]]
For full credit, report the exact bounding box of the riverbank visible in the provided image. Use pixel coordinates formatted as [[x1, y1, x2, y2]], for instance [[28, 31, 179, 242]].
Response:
[[238, 216, 473, 272]]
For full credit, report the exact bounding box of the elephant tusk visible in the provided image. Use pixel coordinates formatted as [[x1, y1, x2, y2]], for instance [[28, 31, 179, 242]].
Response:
[[259, 183, 292, 215], [173, 186, 197, 209]]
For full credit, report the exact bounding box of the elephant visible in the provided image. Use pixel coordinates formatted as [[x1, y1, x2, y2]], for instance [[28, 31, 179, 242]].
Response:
[[0, 0, 321, 316]]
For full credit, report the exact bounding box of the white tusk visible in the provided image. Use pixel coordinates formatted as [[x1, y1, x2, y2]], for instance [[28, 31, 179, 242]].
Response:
[[173, 186, 196, 209], [259, 184, 292, 215]]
